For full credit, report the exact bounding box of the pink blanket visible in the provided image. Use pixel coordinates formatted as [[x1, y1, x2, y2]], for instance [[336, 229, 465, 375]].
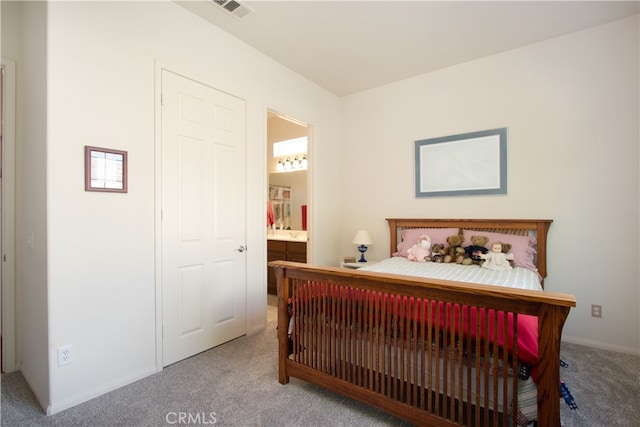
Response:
[[381, 295, 538, 366], [292, 286, 538, 366]]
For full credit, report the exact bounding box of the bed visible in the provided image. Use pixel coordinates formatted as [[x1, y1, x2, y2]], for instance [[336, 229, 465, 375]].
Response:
[[270, 218, 576, 426]]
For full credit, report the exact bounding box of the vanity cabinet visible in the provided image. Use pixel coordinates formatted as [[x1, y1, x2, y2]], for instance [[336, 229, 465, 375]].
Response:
[[267, 240, 307, 294]]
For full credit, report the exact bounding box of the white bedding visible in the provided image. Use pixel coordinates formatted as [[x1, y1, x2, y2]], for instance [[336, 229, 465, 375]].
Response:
[[360, 257, 542, 292]]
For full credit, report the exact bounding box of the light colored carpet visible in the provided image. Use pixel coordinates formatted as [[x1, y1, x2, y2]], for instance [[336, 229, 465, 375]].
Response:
[[1, 298, 638, 426], [557, 340, 640, 426]]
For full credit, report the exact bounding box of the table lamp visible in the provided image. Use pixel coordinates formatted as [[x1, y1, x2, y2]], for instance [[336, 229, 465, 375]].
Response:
[[352, 229, 373, 262]]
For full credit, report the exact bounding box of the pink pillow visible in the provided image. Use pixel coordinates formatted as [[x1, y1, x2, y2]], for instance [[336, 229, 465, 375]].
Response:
[[461, 229, 538, 272], [395, 228, 460, 257]]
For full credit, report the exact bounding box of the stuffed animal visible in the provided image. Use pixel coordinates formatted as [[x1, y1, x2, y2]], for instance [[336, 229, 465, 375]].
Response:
[[430, 243, 447, 263], [500, 242, 515, 268], [481, 242, 514, 270], [444, 234, 465, 263], [460, 235, 490, 266], [407, 235, 432, 262]]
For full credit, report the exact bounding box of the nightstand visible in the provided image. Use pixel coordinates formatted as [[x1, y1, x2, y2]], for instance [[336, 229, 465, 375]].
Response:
[[341, 260, 376, 269]]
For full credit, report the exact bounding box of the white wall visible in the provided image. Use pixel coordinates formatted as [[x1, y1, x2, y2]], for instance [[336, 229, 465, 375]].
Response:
[[39, 1, 341, 414], [340, 15, 639, 354]]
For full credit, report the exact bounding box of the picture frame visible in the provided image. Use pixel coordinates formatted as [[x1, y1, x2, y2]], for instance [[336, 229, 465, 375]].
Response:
[[84, 146, 128, 193], [415, 128, 507, 198]]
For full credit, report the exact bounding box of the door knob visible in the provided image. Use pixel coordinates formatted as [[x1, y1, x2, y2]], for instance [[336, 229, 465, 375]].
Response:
[[236, 245, 247, 252]]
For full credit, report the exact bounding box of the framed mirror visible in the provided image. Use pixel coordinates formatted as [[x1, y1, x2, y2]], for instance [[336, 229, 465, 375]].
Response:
[[415, 128, 507, 197]]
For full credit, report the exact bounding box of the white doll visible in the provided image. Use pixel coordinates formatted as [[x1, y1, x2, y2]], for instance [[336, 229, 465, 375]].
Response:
[[407, 235, 432, 262], [481, 242, 514, 270]]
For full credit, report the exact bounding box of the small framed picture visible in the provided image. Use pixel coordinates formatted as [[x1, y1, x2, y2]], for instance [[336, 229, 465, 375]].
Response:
[[84, 146, 128, 193]]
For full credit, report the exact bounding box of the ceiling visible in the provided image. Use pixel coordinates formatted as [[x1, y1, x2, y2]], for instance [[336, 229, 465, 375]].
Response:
[[177, 1, 639, 97]]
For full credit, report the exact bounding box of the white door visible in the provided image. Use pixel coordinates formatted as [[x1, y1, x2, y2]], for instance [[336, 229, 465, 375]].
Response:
[[161, 70, 246, 367]]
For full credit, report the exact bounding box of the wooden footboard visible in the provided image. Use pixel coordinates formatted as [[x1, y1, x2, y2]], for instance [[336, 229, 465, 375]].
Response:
[[272, 262, 575, 426]]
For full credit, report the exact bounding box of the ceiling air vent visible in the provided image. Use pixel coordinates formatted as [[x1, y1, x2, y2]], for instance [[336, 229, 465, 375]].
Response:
[[212, 0, 255, 20]]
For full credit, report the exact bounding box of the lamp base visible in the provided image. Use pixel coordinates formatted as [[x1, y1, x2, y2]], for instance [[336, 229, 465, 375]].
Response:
[[357, 245, 368, 262]]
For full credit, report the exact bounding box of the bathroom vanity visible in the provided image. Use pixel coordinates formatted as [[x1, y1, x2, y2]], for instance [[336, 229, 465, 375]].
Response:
[[267, 230, 307, 295]]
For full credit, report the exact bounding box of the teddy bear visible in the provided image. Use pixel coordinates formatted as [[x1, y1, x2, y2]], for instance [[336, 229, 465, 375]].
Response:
[[481, 241, 514, 270], [443, 234, 465, 263], [496, 242, 515, 268], [430, 243, 447, 263], [407, 234, 432, 262], [459, 235, 490, 266]]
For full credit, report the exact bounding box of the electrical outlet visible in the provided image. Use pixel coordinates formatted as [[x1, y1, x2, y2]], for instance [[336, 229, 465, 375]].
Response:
[[591, 304, 602, 318], [58, 345, 73, 366]]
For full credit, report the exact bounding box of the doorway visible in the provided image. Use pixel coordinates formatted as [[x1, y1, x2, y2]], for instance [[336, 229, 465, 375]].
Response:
[[266, 110, 311, 302], [266, 111, 310, 231], [1, 58, 17, 373], [1, 63, 4, 373]]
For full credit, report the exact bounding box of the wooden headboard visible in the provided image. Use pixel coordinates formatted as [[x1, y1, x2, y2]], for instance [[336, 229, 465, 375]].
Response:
[[386, 218, 553, 281]]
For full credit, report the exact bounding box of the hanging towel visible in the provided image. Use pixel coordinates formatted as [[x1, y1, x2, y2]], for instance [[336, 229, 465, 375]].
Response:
[[267, 201, 275, 227]]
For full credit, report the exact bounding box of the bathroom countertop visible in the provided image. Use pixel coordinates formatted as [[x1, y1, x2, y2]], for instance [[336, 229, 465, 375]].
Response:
[[267, 230, 308, 242]]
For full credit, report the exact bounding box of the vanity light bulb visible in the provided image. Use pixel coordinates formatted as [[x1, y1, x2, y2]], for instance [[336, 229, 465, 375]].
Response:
[[301, 155, 308, 168], [292, 157, 300, 168], [276, 160, 284, 171], [284, 158, 292, 170]]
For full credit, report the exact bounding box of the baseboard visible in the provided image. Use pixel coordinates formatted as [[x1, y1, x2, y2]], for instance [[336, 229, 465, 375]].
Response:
[[562, 335, 640, 356], [46, 365, 157, 415]]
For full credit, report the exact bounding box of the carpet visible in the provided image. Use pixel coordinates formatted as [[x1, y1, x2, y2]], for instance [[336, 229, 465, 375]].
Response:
[[1, 300, 638, 426]]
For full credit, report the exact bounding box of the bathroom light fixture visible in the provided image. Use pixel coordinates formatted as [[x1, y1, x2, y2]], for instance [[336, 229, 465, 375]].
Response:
[[275, 154, 308, 172], [352, 229, 373, 262]]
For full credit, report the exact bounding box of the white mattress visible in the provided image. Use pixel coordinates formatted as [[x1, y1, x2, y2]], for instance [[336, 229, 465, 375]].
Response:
[[360, 257, 542, 292]]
